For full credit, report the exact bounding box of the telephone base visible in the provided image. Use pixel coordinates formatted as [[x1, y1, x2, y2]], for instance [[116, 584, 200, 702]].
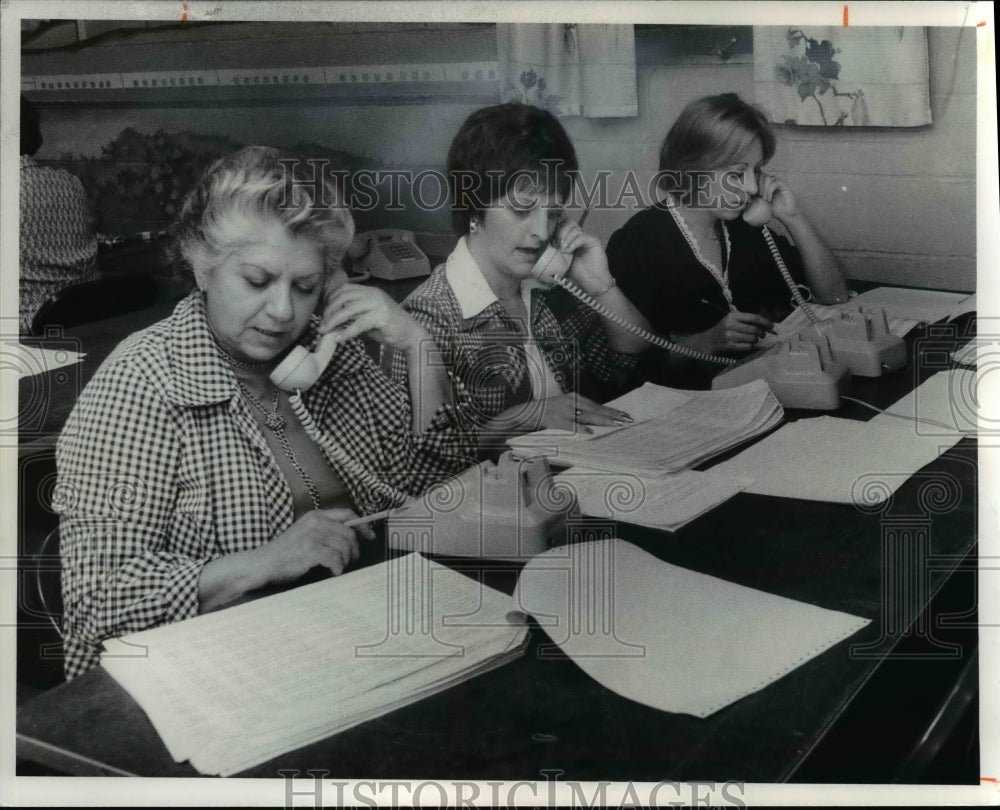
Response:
[[801, 308, 909, 378], [827, 333, 908, 377], [387, 453, 575, 561], [711, 342, 849, 410]]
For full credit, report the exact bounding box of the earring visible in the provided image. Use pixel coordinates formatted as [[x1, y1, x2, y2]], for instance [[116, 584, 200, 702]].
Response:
[[469, 218, 478, 234]]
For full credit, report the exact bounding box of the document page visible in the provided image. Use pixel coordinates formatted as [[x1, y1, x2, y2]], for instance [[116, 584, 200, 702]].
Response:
[[514, 539, 869, 718], [708, 411, 965, 504], [555, 468, 749, 531], [508, 380, 782, 476], [101, 554, 526, 776]]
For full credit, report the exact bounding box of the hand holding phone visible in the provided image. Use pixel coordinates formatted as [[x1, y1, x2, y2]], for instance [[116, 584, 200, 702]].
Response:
[[743, 172, 798, 226], [531, 217, 614, 297]]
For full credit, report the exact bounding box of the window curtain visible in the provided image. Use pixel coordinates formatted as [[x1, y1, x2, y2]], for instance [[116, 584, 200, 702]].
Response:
[[497, 23, 638, 118], [753, 26, 932, 126]]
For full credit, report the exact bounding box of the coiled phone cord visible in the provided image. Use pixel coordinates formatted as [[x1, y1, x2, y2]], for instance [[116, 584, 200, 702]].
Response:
[[288, 391, 412, 509], [552, 277, 737, 366], [761, 224, 821, 325]]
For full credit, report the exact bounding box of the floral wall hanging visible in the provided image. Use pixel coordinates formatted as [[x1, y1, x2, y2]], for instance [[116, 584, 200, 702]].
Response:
[[753, 26, 932, 127]]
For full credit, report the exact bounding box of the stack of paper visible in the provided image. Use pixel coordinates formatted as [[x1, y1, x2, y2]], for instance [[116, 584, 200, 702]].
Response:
[[555, 468, 749, 531], [101, 554, 527, 776], [769, 287, 976, 343], [508, 380, 783, 477], [708, 369, 974, 504], [515, 539, 870, 717]]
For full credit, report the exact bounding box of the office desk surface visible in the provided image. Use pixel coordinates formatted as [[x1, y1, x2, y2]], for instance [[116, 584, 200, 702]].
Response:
[[17, 437, 977, 782]]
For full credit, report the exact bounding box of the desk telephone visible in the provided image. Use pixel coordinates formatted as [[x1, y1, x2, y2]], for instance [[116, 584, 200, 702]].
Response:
[[347, 229, 431, 281], [272, 341, 573, 559], [534, 200, 907, 410]]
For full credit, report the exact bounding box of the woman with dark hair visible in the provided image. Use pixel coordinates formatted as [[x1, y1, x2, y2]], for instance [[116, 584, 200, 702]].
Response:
[[386, 102, 650, 452], [606, 93, 848, 386], [56, 146, 474, 679]]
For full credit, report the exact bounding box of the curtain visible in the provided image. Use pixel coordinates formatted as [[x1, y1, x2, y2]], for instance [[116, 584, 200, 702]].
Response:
[[497, 23, 638, 118], [753, 26, 932, 127]]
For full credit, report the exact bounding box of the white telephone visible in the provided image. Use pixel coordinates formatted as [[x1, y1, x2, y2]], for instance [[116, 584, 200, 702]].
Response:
[[347, 228, 431, 281], [533, 207, 907, 410], [386, 452, 575, 560], [271, 332, 575, 559]]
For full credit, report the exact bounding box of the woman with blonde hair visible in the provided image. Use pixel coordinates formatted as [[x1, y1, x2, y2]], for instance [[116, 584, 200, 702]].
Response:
[[56, 146, 474, 678]]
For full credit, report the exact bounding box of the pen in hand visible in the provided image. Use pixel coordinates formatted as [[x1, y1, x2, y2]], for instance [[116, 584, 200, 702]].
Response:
[[699, 298, 777, 336]]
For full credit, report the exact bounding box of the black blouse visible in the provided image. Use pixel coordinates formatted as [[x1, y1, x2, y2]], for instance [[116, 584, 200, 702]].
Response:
[[606, 203, 806, 388]]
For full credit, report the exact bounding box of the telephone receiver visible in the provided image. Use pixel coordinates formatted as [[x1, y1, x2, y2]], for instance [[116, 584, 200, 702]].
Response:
[[742, 196, 773, 227], [271, 331, 339, 391]]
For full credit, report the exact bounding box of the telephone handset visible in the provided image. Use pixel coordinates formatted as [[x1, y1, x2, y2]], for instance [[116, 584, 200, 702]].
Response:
[[271, 331, 339, 391], [742, 196, 773, 228], [270, 331, 414, 508], [347, 228, 431, 281]]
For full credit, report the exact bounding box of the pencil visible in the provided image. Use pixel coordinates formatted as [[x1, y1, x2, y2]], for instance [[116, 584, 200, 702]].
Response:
[[699, 298, 777, 335], [344, 508, 394, 528]]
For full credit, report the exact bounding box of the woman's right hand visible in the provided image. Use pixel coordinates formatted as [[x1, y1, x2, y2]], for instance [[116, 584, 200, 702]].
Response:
[[488, 393, 632, 435], [688, 311, 774, 355], [257, 508, 372, 583]]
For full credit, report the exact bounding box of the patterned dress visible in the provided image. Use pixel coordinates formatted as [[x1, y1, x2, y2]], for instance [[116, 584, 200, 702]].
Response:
[[384, 237, 639, 442], [56, 292, 477, 678]]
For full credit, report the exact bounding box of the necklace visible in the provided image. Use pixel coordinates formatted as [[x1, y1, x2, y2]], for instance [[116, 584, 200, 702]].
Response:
[[226, 353, 271, 370], [235, 378, 322, 512], [667, 204, 735, 310]]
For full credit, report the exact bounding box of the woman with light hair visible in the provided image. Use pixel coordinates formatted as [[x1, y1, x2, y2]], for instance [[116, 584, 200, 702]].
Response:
[[56, 146, 475, 679], [607, 93, 847, 387]]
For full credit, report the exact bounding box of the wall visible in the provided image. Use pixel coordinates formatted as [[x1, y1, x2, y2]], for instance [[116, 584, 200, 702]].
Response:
[[566, 26, 977, 291], [24, 24, 977, 290]]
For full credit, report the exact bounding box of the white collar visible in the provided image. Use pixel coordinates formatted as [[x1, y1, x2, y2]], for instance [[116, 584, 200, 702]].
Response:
[[445, 237, 548, 320]]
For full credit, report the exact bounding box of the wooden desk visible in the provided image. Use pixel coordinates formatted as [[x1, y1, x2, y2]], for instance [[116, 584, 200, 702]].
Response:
[[15, 309, 980, 781]]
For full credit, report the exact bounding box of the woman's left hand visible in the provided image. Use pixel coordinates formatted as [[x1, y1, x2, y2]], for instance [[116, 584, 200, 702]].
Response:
[[757, 172, 800, 222], [554, 219, 617, 296], [319, 283, 427, 352]]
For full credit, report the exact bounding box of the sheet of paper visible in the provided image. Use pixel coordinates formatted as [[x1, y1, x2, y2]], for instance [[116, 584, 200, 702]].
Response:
[[514, 539, 870, 718], [555, 468, 749, 531], [708, 414, 964, 504], [102, 554, 526, 776], [951, 342, 977, 366], [4, 341, 86, 379], [853, 286, 976, 324], [511, 383, 699, 443], [765, 303, 918, 345], [874, 368, 979, 435], [508, 380, 783, 476]]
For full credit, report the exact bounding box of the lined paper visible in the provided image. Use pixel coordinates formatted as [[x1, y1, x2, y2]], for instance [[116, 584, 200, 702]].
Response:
[[555, 467, 749, 531], [710, 370, 975, 504], [514, 539, 869, 718], [508, 380, 783, 476], [101, 554, 527, 776]]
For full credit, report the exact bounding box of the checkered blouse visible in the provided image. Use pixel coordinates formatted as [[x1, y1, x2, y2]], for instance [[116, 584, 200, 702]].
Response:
[[19, 156, 98, 334], [56, 292, 477, 679], [384, 240, 639, 443]]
